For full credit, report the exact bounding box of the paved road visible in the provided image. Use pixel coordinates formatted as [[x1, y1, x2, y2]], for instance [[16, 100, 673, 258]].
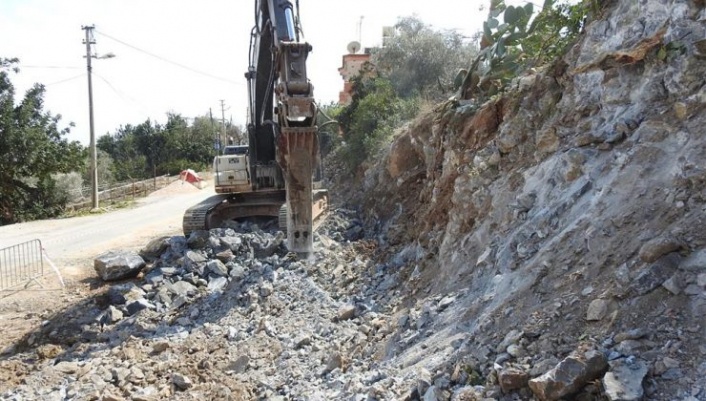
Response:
[[0, 182, 214, 279]]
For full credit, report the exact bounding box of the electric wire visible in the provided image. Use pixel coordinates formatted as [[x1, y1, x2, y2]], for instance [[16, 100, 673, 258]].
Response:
[[19, 65, 82, 70], [95, 30, 245, 87], [92, 72, 153, 116], [44, 74, 85, 86]]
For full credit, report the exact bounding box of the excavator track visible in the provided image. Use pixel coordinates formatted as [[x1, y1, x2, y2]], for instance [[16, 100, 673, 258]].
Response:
[[183, 190, 288, 237], [182, 194, 229, 236]]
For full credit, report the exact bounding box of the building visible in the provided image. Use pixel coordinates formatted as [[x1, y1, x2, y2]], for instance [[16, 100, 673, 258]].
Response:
[[337, 51, 371, 105]]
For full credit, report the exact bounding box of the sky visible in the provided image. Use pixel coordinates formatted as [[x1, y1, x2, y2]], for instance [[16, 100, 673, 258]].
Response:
[[1, 0, 494, 146]]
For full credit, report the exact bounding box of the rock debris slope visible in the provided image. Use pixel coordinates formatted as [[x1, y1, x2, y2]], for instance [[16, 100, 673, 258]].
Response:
[[1, 214, 408, 400]]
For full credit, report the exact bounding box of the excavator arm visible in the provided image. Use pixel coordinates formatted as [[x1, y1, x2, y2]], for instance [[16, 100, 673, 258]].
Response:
[[246, 0, 321, 253]]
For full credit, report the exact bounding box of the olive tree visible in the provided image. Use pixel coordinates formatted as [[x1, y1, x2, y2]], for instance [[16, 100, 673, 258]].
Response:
[[372, 16, 477, 100]]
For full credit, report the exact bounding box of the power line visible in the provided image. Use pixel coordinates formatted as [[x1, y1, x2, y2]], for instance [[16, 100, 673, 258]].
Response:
[[92, 72, 153, 116], [95, 30, 245, 86], [44, 74, 85, 86], [19, 65, 82, 70]]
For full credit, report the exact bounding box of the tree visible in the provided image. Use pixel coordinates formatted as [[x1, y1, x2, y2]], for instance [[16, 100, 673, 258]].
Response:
[[372, 16, 477, 100], [317, 102, 343, 157], [0, 58, 85, 224], [98, 124, 146, 181], [337, 76, 418, 171], [97, 112, 221, 180]]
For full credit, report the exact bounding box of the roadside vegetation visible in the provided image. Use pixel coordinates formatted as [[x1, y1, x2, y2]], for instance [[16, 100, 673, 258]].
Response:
[[96, 114, 243, 184], [334, 0, 595, 175], [0, 58, 239, 225]]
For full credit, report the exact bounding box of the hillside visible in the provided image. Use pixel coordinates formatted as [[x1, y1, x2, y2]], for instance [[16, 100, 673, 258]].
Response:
[[1, 1, 705, 400], [335, 0, 706, 398]]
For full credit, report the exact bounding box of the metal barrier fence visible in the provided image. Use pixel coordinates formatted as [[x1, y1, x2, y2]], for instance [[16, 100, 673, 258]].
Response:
[[0, 239, 44, 290]]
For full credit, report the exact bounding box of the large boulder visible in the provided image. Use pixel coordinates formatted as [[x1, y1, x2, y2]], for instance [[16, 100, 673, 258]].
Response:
[[184, 250, 208, 276], [528, 349, 608, 401], [139, 236, 171, 261], [94, 250, 146, 281], [602, 358, 648, 401]]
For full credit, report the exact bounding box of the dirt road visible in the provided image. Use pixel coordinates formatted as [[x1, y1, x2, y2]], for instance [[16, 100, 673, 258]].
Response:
[[0, 180, 214, 282]]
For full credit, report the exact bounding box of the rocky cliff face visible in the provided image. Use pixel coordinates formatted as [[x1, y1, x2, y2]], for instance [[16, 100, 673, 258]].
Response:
[[355, 0, 706, 399]]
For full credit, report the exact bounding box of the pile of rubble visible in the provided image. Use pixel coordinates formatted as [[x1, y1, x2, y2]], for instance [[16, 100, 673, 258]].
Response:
[[3, 206, 703, 400]]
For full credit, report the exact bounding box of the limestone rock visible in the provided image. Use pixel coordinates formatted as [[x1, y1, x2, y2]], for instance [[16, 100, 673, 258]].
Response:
[[586, 298, 610, 321], [628, 253, 681, 297], [36, 344, 63, 359], [497, 329, 523, 353], [322, 353, 344, 375], [139, 236, 170, 261], [207, 276, 228, 293], [423, 385, 439, 401], [530, 357, 559, 377], [337, 304, 356, 321], [680, 249, 706, 272], [602, 357, 648, 401], [100, 391, 123, 401], [259, 281, 274, 297], [229, 262, 247, 279], [183, 251, 207, 276], [536, 128, 560, 154], [152, 342, 169, 354], [697, 273, 706, 287], [417, 367, 433, 396], [229, 355, 249, 374], [144, 270, 164, 286], [220, 236, 243, 252], [186, 230, 211, 249], [528, 349, 608, 401], [499, 368, 529, 393], [254, 231, 285, 257], [638, 235, 683, 263], [126, 298, 154, 315], [131, 386, 159, 401], [94, 250, 146, 281], [207, 259, 229, 277], [54, 361, 79, 375], [103, 305, 124, 324], [168, 281, 198, 297], [613, 329, 647, 343], [215, 249, 234, 263], [171, 373, 193, 390], [387, 134, 421, 179], [662, 274, 683, 295]]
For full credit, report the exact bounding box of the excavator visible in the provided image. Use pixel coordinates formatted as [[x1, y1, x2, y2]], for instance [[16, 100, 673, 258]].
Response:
[[182, 0, 328, 253]]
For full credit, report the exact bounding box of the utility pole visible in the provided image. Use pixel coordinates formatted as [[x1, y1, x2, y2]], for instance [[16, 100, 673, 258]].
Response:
[[358, 16, 364, 45], [82, 25, 99, 210], [209, 108, 217, 157], [219, 100, 229, 152], [81, 25, 114, 210]]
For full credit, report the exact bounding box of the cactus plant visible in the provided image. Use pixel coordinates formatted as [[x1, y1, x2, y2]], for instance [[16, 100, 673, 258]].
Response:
[[458, 0, 591, 101]]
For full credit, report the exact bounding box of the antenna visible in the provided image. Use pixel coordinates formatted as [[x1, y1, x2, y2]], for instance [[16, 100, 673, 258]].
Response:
[[347, 41, 361, 54], [357, 16, 364, 45]]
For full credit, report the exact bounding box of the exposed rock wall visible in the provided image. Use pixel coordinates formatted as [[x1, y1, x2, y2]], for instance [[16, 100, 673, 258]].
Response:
[[357, 0, 706, 398]]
